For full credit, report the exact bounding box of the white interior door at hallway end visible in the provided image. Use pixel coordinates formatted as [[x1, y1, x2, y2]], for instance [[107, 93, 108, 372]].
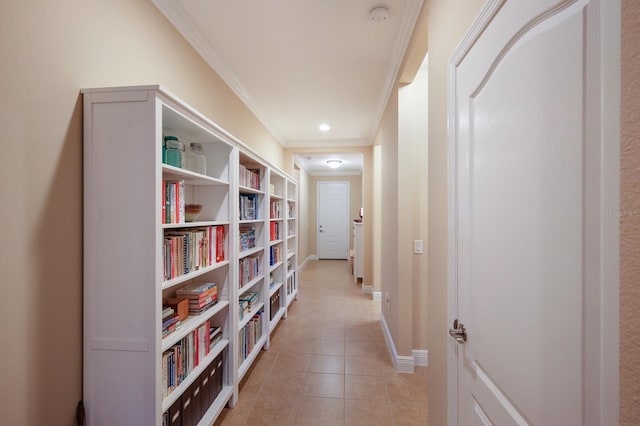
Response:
[[317, 181, 349, 259], [448, 0, 619, 425]]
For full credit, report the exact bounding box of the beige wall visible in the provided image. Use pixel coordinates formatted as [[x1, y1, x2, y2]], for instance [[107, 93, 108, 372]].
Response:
[[376, 61, 430, 356], [398, 58, 430, 352], [373, 145, 383, 292], [0, 1, 283, 424], [378, 84, 402, 351], [621, 0, 640, 421], [296, 166, 312, 266], [426, 0, 487, 424]]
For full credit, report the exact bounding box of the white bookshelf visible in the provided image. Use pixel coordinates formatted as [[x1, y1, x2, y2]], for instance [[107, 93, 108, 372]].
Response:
[[267, 169, 287, 334], [235, 149, 269, 377], [285, 179, 299, 309], [83, 85, 298, 425]]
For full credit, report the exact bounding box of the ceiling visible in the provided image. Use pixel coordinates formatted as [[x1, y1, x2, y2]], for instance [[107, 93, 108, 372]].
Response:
[[152, 0, 423, 174]]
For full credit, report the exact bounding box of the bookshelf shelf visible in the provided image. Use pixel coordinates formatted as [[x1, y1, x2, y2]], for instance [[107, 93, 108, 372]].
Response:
[[238, 185, 264, 195], [162, 220, 229, 229], [161, 338, 229, 412], [239, 274, 264, 295], [197, 385, 234, 426], [270, 307, 286, 331], [239, 219, 262, 225], [239, 246, 263, 259], [83, 85, 298, 426], [161, 261, 230, 291], [238, 334, 268, 380], [161, 300, 230, 351], [269, 260, 284, 272], [239, 303, 265, 329], [269, 280, 284, 297], [162, 164, 229, 186], [286, 291, 297, 307]]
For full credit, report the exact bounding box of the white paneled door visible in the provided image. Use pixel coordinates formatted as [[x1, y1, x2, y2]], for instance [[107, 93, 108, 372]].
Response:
[[317, 181, 349, 259], [448, 0, 619, 425]]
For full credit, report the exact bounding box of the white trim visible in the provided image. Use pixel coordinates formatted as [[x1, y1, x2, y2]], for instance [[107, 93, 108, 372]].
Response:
[[373, 291, 382, 302], [380, 312, 414, 373], [310, 170, 362, 177], [298, 255, 318, 271], [284, 138, 369, 148], [150, 0, 286, 145], [413, 349, 429, 367], [367, 0, 425, 144], [598, 0, 620, 422]]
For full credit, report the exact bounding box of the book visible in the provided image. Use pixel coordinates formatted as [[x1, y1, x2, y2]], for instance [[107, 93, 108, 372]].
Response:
[[215, 226, 225, 262]]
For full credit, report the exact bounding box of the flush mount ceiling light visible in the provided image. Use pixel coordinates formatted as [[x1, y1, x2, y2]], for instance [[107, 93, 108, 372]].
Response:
[[326, 159, 342, 169], [369, 6, 389, 22], [318, 123, 331, 132]]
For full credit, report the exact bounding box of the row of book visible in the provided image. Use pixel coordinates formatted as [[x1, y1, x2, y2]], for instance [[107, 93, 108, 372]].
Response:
[[163, 226, 225, 281], [176, 282, 219, 315], [238, 226, 256, 251], [162, 180, 185, 224], [162, 306, 182, 338], [161, 320, 220, 399], [162, 352, 224, 426], [269, 200, 282, 219], [269, 221, 281, 241], [239, 194, 258, 220], [270, 245, 282, 266], [239, 292, 259, 320], [239, 312, 263, 363], [287, 201, 296, 218], [239, 255, 261, 289], [238, 164, 260, 190]]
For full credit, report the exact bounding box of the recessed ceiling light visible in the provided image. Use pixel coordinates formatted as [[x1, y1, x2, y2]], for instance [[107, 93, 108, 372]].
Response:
[[326, 159, 342, 169], [319, 123, 331, 132]]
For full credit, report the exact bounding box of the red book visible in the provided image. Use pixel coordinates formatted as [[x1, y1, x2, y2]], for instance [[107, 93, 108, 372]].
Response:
[[216, 226, 225, 262]]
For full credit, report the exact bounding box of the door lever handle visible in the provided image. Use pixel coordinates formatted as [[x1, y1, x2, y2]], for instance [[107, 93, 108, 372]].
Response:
[[449, 319, 467, 344]]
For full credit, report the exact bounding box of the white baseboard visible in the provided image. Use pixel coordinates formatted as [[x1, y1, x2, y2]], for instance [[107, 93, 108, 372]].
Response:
[[361, 284, 373, 295], [373, 291, 382, 302], [298, 255, 318, 270], [380, 312, 414, 373], [412, 349, 429, 366]]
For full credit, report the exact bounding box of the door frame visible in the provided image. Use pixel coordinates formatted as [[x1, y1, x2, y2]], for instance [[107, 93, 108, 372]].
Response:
[[446, 0, 620, 424], [316, 180, 350, 259]]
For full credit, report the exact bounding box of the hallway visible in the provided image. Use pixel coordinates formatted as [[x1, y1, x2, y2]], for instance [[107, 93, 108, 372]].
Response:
[[215, 259, 428, 425]]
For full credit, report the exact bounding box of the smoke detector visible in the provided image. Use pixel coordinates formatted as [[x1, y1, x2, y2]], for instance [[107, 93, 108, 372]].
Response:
[[369, 6, 389, 22]]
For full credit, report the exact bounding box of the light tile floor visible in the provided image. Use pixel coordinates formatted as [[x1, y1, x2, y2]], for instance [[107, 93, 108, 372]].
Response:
[[215, 259, 428, 426]]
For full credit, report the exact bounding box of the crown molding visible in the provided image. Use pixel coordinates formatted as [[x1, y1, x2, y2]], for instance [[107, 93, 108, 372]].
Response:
[[151, 0, 287, 145], [367, 0, 425, 143]]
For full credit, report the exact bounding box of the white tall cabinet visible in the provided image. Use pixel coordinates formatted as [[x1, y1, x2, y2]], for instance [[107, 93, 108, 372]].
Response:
[[83, 85, 298, 426]]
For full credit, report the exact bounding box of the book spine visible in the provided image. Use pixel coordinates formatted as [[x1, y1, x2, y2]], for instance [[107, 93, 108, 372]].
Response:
[[216, 226, 225, 262]]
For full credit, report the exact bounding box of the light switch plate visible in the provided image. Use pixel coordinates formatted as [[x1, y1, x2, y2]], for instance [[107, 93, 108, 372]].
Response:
[[414, 240, 423, 254]]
